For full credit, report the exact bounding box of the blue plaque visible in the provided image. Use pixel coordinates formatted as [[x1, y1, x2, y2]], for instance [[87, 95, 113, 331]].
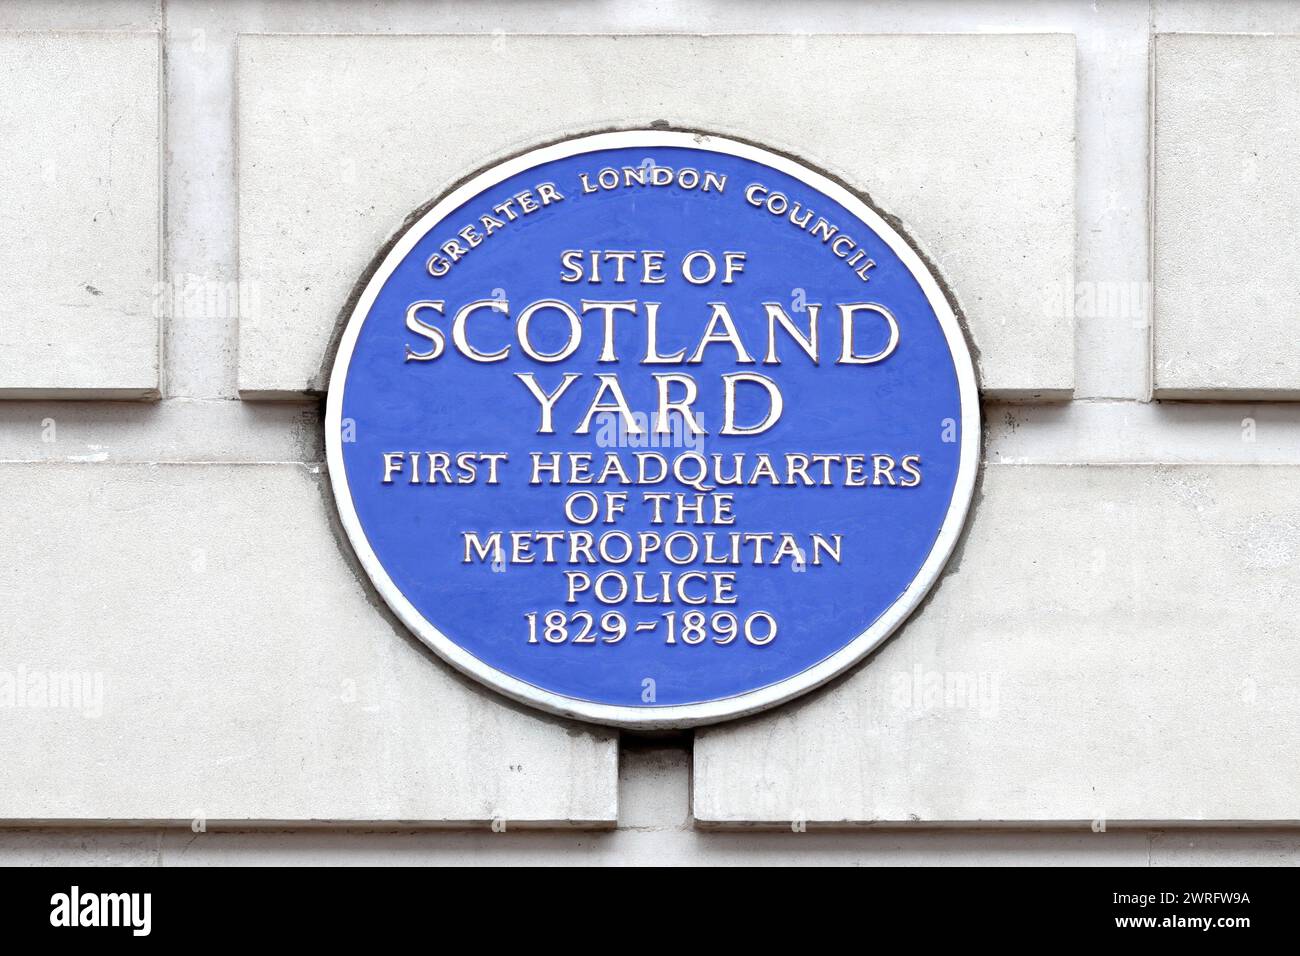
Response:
[[326, 131, 979, 727]]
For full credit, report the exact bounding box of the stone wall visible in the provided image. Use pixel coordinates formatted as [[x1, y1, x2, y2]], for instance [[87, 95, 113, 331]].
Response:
[[1, 0, 1298, 864]]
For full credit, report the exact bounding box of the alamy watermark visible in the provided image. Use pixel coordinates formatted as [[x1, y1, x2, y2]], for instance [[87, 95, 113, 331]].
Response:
[[1045, 275, 1150, 326], [152, 274, 261, 320], [0, 665, 104, 718], [890, 665, 999, 718], [592, 409, 705, 453]]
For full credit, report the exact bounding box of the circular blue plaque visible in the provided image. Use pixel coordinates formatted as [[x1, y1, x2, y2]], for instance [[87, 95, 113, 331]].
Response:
[[326, 131, 979, 727]]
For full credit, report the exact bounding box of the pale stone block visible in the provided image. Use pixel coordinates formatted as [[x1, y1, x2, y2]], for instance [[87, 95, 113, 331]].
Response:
[[148, 827, 1152, 867], [0, 32, 161, 398], [0, 399, 323, 464], [617, 744, 691, 831], [1154, 33, 1300, 399], [695, 464, 1300, 825], [0, 830, 160, 866], [236, 32, 1075, 400], [1150, 832, 1300, 866], [0, 1, 159, 31], [0, 463, 617, 825]]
